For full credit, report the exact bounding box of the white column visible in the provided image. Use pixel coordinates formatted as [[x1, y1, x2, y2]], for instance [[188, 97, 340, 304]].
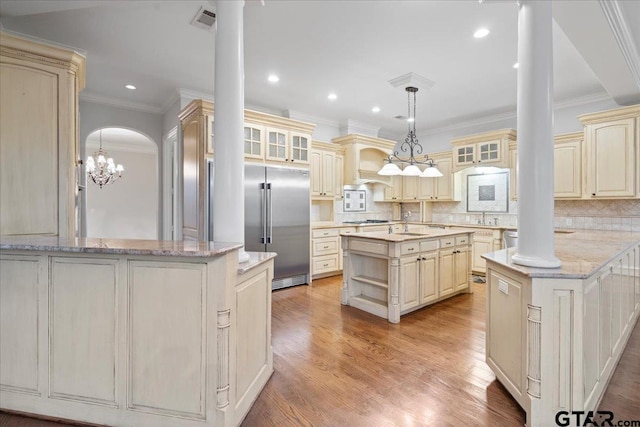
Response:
[[511, 0, 561, 269], [213, 0, 249, 263]]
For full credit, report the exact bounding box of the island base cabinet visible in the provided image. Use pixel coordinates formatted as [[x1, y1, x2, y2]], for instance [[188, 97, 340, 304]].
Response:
[[0, 249, 274, 427], [485, 241, 640, 427], [343, 232, 472, 323]]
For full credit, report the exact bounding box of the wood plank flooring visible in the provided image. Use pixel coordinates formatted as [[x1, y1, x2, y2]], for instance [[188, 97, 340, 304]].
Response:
[[2, 275, 639, 426]]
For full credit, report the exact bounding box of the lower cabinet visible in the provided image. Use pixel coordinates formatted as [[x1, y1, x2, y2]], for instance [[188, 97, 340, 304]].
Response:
[[312, 226, 356, 278]]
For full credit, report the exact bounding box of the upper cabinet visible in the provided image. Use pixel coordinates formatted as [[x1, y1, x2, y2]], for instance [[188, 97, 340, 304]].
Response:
[[246, 110, 314, 165], [579, 105, 639, 199], [311, 141, 345, 199], [553, 132, 583, 199], [333, 134, 395, 186], [418, 152, 460, 201], [451, 129, 516, 172], [0, 32, 86, 238]]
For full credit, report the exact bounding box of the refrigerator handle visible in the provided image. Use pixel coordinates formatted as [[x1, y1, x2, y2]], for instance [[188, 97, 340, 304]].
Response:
[[267, 182, 273, 244], [260, 183, 266, 243]]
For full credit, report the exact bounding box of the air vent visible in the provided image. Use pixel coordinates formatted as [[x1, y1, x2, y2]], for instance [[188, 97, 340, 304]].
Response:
[[190, 7, 216, 31], [394, 115, 408, 120]]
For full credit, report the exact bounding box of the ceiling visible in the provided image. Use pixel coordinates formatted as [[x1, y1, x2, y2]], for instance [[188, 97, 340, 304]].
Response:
[[1, 0, 638, 139]]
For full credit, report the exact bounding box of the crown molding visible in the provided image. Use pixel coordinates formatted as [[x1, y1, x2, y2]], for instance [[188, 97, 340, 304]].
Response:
[[284, 109, 340, 128], [177, 87, 214, 105], [553, 91, 612, 109], [80, 91, 163, 114], [599, 0, 640, 88]]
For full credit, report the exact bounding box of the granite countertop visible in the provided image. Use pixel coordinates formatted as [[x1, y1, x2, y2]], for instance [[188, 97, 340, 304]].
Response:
[[238, 252, 277, 274], [312, 221, 516, 230], [342, 228, 474, 242], [0, 236, 243, 258], [483, 230, 640, 279]]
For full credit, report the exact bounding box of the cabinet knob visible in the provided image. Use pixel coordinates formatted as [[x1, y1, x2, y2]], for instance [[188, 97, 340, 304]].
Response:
[[291, 159, 294, 162], [285, 158, 289, 161], [422, 257, 426, 261], [417, 258, 421, 261], [592, 193, 596, 196]]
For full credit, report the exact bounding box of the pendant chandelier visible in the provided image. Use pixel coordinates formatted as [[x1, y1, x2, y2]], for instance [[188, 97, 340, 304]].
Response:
[[86, 129, 124, 188], [378, 87, 443, 178]]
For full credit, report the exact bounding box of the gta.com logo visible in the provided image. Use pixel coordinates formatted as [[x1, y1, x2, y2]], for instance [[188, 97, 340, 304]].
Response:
[[555, 411, 640, 426]]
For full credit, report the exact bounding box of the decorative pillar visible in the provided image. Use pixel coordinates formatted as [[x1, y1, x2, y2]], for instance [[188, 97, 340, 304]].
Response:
[[213, 0, 249, 263], [511, 0, 561, 268]]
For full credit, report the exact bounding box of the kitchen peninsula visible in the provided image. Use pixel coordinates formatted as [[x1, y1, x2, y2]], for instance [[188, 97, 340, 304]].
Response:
[[483, 231, 640, 426], [341, 229, 474, 323], [0, 237, 275, 427]]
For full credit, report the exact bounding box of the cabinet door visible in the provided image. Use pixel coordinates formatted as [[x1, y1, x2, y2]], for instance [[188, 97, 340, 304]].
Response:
[[587, 118, 636, 198], [509, 147, 518, 200], [454, 247, 470, 291], [402, 176, 418, 201], [418, 177, 435, 200], [439, 249, 455, 297], [266, 128, 288, 162], [554, 140, 582, 198], [420, 251, 438, 304], [243, 124, 264, 160], [472, 238, 492, 273], [206, 116, 215, 156], [434, 158, 453, 200], [321, 151, 335, 197], [384, 176, 403, 201], [477, 140, 501, 164], [310, 150, 323, 197], [290, 132, 310, 164], [400, 256, 421, 311], [454, 144, 475, 169], [335, 154, 344, 198]]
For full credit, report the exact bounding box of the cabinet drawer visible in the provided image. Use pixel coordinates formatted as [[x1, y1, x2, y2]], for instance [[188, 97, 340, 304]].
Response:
[[440, 237, 455, 248], [312, 228, 339, 238], [312, 254, 339, 275], [339, 227, 357, 235], [420, 240, 439, 252], [313, 236, 339, 256], [455, 235, 469, 246], [401, 242, 420, 256]]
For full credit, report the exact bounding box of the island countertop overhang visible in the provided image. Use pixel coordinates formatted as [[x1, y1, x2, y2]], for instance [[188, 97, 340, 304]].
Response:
[[340, 228, 476, 242], [482, 229, 640, 279], [0, 236, 243, 258]]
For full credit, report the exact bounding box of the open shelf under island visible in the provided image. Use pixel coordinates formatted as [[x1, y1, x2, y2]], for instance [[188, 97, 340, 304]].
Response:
[[341, 229, 475, 323]]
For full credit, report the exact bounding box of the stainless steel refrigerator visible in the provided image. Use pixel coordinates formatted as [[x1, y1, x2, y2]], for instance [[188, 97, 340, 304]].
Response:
[[244, 164, 310, 290]]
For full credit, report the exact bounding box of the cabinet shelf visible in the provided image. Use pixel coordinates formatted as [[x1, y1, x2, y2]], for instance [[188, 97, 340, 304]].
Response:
[[352, 275, 388, 289], [349, 295, 388, 318]]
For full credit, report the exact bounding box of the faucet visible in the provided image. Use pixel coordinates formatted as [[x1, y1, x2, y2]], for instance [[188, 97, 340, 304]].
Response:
[[482, 211, 486, 226], [404, 210, 412, 233], [388, 224, 393, 234]]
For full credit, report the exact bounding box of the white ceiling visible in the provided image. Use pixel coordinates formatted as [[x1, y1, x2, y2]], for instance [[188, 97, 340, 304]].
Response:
[[1, 0, 637, 139]]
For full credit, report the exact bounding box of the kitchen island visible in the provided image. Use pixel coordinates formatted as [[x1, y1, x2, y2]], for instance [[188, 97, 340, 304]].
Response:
[[483, 231, 640, 427], [0, 237, 275, 427], [341, 229, 474, 323]]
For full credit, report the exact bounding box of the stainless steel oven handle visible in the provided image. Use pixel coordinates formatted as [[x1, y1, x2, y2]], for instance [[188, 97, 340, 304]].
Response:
[[260, 183, 266, 243], [267, 183, 273, 244]]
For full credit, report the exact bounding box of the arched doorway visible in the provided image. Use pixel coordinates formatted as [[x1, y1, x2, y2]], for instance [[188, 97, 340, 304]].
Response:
[[85, 127, 158, 239]]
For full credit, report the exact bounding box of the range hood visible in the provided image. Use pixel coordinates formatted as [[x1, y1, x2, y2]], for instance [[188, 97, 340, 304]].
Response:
[[332, 134, 397, 187]]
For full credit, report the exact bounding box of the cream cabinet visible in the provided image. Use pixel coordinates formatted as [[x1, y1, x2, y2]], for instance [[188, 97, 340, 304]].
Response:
[[381, 176, 403, 201], [311, 226, 356, 278], [439, 236, 468, 297], [399, 243, 439, 312], [554, 132, 583, 199], [579, 106, 639, 199], [451, 129, 516, 172], [335, 154, 345, 198], [265, 127, 311, 165], [310, 141, 345, 199], [463, 228, 503, 275], [0, 32, 85, 238], [333, 134, 395, 186], [243, 123, 264, 160], [179, 100, 213, 240], [417, 154, 459, 201], [402, 177, 419, 201]]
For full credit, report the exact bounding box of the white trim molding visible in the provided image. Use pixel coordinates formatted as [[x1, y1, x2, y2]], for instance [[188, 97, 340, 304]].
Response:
[[599, 0, 640, 89], [80, 91, 163, 114]]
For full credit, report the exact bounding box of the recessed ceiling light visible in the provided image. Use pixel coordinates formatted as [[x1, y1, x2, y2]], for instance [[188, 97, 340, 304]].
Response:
[[125, 84, 136, 90], [268, 74, 279, 83], [372, 106, 381, 113], [328, 93, 337, 101], [473, 28, 490, 38], [513, 62, 519, 69]]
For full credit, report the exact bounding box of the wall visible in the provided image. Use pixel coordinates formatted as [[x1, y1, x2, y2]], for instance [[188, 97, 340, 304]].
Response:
[[86, 148, 158, 239], [79, 100, 164, 238]]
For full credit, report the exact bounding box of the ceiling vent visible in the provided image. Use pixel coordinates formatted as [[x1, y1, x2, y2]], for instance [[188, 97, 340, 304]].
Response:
[[191, 7, 216, 31]]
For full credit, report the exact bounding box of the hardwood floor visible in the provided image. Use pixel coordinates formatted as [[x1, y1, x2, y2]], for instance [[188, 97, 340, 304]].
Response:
[[2, 275, 639, 426]]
